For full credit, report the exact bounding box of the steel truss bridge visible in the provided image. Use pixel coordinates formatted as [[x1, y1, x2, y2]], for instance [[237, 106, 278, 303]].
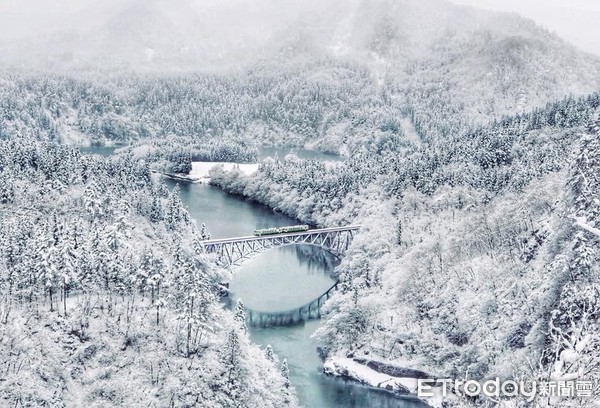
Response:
[[201, 225, 360, 269], [202, 225, 359, 326]]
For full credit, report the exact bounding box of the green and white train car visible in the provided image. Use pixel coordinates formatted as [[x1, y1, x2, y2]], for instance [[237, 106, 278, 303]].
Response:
[[254, 225, 309, 236]]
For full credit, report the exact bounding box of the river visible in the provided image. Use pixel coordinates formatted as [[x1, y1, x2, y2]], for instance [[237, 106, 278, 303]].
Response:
[[83, 145, 427, 408]]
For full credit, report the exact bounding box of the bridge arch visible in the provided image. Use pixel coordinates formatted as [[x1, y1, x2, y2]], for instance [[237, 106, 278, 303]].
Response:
[[202, 225, 360, 270]]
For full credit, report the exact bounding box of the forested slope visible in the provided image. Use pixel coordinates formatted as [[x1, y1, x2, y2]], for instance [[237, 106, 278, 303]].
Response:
[[2, 0, 599, 159], [0, 66, 389, 151], [0, 140, 296, 407], [212, 94, 600, 406]]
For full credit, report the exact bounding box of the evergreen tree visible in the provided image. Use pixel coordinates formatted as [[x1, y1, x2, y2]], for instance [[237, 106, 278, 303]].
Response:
[[36, 232, 58, 312], [83, 181, 103, 220], [234, 299, 247, 333], [149, 189, 163, 223], [220, 329, 243, 401], [265, 344, 275, 363], [0, 177, 14, 204], [192, 236, 205, 256], [570, 232, 596, 282], [281, 359, 290, 389], [200, 223, 211, 240], [165, 184, 183, 230], [58, 230, 78, 316]]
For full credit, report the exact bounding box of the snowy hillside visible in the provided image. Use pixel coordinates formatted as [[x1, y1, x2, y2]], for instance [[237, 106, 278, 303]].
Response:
[[1, 0, 598, 154], [212, 90, 600, 408], [1, 1, 599, 406], [1, 0, 598, 75], [0, 141, 297, 407]]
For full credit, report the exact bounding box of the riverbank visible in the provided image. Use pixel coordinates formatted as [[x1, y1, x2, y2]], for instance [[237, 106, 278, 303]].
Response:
[[159, 161, 260, 184], [324, 356, 442, 407], [86, 140, 433, 407]]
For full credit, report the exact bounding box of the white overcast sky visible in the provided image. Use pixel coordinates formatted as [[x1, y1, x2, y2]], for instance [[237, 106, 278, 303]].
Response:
[[449, 0, 600, 56], [0, 0, 599, 56]]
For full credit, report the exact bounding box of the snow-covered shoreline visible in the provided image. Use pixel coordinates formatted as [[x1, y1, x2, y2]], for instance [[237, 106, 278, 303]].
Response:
[[323, 356, 444, 407], [161, 161, 260, 184]]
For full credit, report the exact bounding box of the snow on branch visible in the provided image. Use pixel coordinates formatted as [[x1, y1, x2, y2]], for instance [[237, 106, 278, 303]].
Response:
[[571, 215, 600, 239]]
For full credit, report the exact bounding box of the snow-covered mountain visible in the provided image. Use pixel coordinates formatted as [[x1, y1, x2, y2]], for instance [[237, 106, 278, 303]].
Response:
[[1, 0, 598, 72], [1, 0, 598, 124]]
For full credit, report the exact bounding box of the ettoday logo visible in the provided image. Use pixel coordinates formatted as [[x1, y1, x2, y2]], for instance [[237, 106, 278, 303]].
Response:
[[417, 378, 596, 402]]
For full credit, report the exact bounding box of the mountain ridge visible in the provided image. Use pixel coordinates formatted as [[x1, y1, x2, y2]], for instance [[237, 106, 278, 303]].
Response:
[[1, 0, 598, 73]]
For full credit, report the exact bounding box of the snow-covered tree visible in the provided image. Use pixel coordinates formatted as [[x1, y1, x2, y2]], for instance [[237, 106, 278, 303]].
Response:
[[281, 359, 290, 389], [234, 299, 247, 333], [199, 223, 211, 241], [265, 344, 275, 363]]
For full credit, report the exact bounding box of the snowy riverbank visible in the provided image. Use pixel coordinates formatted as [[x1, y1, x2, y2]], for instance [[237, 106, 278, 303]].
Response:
[[161, 161, 260, 183], [323, 356, 445, 407]]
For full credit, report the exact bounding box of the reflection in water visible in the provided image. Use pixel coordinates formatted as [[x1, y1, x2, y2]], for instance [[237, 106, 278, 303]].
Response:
[[232, 245, 426, 407], [292, 244, 339, 273], [229, 245, 336, 312]]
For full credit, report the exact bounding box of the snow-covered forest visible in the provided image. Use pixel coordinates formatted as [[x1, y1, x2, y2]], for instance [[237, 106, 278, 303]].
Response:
[[214, 91, 600, 406], [0, 141, 296, 406], [1, 0, 600, 406]]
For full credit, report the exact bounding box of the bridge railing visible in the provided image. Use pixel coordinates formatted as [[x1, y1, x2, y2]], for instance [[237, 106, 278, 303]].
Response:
[[201, 225, 361, 246]]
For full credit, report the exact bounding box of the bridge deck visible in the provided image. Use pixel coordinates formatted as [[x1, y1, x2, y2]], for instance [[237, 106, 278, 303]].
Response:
[[201, 225, 361, 245]]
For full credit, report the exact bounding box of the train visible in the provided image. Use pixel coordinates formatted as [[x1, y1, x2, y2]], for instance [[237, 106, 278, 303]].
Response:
[[254, 225, 309, 236]]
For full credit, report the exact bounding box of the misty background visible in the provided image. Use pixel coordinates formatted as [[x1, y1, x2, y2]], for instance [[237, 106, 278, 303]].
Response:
[[0, 0, 598, 73], [451, 0, 600, 56]]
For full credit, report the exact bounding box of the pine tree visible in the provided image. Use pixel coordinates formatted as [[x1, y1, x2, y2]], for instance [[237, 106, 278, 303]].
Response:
[[192, 236, 205, 256], [58, 231, 78, 316], [588, 115, 600, 136], [83, 180, 103, 220], [570, 132, 600, 221], [200, 223, 211, 240], [570, 232, 596, 282], [234, 299, 247, 333], [137, 248, 156, 292], [220, 329, 243, 401], [171, 253, 211, 357], [0, 176, 14, 204], [265, 344, 275, 363], [36, 232, 58, 312], [149, 189, 163, 223], [165, 184, 183, 230], [281, 359, 290, 389]]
